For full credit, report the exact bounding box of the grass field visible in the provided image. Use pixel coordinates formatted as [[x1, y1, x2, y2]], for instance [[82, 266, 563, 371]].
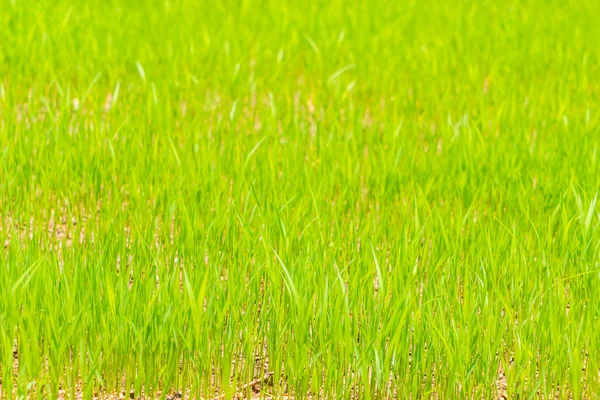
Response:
[[2, 0, 600, 398]]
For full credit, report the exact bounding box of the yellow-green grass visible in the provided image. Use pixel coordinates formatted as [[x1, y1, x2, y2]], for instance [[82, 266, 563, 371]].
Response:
[[2, 0, 600, 398]]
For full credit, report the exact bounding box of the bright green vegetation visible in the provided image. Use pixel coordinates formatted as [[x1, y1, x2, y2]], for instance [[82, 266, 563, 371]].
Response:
[[2, 0, 600, 398]]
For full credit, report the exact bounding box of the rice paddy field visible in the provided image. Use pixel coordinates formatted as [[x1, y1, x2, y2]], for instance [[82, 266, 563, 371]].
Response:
[[2, 0, 600, 398]]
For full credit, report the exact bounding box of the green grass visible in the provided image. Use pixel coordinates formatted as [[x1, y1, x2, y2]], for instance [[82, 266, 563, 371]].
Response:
[[2, 0, 600, 398]]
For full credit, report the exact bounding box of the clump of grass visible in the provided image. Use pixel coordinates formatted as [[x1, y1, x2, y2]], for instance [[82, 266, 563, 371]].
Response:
[[2, 0, 600, 398]]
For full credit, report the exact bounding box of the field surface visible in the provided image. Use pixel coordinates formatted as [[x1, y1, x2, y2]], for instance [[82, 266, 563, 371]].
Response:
[[2, 0, 600, 398]]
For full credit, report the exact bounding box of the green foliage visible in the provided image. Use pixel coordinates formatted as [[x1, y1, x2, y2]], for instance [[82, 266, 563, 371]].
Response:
[[1, 0, 600, 397]]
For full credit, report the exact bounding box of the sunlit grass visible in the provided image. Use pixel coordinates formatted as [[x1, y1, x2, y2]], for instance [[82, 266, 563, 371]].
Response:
[[2, 0, 600, 398]]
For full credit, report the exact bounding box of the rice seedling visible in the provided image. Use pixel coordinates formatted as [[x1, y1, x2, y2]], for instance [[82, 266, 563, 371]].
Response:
[[2, 0, 600, 398]]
